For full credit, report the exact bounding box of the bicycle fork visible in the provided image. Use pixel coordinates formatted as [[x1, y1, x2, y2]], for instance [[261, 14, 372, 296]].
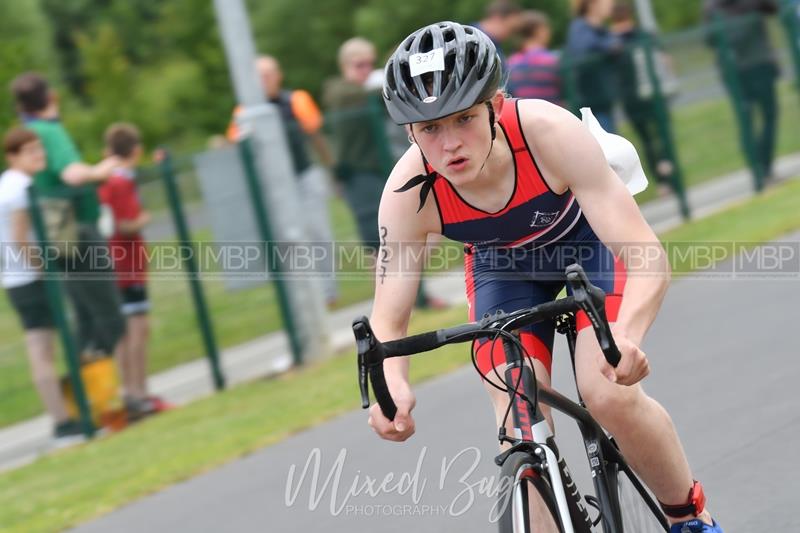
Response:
[[502, 357, 588, 533]]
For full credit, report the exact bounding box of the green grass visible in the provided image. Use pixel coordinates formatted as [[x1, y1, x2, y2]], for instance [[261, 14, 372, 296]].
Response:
[[0, 192, 373, 428], [661, 178, 800, 273], [3, 177, 800, 533], [1, 80, 800, 428], [0, 305, 471, 533], [628, 80, 800, 205]]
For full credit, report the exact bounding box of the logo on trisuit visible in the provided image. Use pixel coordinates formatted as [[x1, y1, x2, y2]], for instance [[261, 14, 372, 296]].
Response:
[[530, 211, 560, 228]]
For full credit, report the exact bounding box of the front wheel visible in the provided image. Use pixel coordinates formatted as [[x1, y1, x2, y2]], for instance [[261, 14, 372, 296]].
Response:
[[612, 464, 670, 532], [497, 451, 565, 533]]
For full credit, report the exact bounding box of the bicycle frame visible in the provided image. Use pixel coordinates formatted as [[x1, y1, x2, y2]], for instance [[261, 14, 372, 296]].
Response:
[[495, 317, 669, 533], [353, 265, 669, 532], [495, 333, 579, 532]]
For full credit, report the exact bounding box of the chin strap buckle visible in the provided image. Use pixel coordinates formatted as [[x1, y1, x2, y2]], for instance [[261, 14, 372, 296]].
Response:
[[659, 480, 706, 518]]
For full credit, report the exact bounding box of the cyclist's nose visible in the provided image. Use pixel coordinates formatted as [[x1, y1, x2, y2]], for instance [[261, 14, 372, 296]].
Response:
[[440, 128, 463, 153]]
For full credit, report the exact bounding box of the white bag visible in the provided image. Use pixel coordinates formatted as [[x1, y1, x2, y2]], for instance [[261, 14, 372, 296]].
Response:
[[581, 107, 648, 196]]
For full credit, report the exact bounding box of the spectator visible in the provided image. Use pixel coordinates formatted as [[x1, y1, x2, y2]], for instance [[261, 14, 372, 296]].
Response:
[[612, 3, 676, 195], [0, 128, 84, 441], [704, 0, 781, 181], [566, 0, 623, 132], [97, 124, 167, 421], [507, 10, 562, 104], [10, 72, 126, 364], [472, 0, 524, 74], [228, 55, 338, 304], [323, 37, 385, 253], [324, 38, 447, 310]]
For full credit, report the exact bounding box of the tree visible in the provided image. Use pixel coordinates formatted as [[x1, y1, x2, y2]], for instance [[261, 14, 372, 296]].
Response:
[[0, 0, 53, 129], [653, 0, 703, 33]]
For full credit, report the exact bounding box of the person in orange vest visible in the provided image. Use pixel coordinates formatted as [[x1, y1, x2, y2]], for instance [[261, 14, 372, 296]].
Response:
[[227, 55, 338, 305]]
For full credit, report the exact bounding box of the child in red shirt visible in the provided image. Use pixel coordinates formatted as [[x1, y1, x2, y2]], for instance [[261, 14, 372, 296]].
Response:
[[98, 123, 164, 421]]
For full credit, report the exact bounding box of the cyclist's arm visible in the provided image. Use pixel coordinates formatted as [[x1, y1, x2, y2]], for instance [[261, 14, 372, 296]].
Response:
[[369, 147, 440, 382], [520, 100, 669, 345]]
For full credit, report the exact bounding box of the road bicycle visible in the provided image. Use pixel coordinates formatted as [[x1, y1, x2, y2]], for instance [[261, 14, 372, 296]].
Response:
[[353, 264, 670, 532]]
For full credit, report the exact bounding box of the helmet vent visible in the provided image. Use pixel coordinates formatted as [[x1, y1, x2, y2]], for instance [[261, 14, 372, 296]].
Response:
[[385, 67, 396, 92], [465, 42, 479, 74], [399, 60, 417, 97], [419, 31, 434, 55], [443, 51, 456, 87]]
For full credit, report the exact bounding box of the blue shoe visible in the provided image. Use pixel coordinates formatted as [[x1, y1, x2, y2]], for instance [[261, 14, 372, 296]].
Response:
[[670, 518, 723, 532]]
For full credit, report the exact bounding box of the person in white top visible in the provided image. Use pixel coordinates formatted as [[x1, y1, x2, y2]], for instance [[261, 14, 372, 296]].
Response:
[[0, 127, 83, 440]]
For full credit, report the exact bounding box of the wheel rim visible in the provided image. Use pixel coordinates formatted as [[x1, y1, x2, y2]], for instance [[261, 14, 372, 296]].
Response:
[[512, 465, 536, 533]]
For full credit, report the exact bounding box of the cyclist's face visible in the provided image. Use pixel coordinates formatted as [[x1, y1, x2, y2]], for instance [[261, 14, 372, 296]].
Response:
[[410, 99, 497, 185]]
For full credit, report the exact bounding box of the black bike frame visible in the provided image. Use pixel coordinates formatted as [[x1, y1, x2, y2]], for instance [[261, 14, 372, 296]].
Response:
[[497, 320, 669, 533], [354, 265, 669, 532]]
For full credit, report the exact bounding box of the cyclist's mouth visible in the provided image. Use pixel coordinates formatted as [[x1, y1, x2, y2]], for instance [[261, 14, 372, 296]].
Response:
[[447, 157, 469, 171]]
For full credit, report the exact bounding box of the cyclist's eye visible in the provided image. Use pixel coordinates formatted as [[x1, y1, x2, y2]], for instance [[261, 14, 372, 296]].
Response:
[[422, 124, 438, 134], [458, 114, 474, 124]]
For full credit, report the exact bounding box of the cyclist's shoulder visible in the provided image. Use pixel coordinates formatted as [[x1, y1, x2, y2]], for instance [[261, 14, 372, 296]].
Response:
[[515, 98, 574, 134], [515, 99, 585, 191], [516, 99, 600, 162], [380, 145, 440, 238], [386, 144, 425, 188]]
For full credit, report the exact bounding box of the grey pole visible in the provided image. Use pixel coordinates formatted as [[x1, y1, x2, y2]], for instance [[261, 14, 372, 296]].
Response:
[[212, 0, 330, 363], [633, 0, 659, 33]]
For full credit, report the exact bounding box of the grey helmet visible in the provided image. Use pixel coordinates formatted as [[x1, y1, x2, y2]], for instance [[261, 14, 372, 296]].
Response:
[[383, 21, 502, 125]]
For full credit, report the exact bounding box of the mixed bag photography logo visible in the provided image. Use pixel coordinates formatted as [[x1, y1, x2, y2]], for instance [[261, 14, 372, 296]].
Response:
[[284, 446, 517, 521]]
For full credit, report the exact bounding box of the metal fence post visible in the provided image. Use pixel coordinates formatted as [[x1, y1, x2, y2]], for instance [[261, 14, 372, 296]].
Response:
[[237, 138, 303, 366], [711, 12, 766, 192], [26, 185, 95, 437], [159, 152, 225, 390], [641, 32, 691, 220], [780, 0, 800, 90], [558, 53, 581, 116]]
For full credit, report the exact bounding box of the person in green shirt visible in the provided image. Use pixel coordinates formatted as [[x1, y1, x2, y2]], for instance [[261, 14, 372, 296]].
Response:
[[703, 0, 781, 180], [323, 39, 448, 310], [612, 4, 676, 196], [11, 72, 126, 360]]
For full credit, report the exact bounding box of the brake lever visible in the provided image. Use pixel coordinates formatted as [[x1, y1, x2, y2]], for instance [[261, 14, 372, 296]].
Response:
[[353, 317, 374, 408], [565, 265, 620, 367]]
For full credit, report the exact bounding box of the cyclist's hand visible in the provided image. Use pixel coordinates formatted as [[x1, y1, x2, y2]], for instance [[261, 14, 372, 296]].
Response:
[[600, 331, 650, 386], [367, 377, 416, 442]]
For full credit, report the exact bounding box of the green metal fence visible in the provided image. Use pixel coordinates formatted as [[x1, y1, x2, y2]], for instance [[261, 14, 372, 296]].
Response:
[[1, 12, 799, 433], [562, 10, 800, 205]]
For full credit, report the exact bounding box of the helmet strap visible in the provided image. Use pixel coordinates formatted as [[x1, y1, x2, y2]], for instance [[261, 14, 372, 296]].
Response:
[[485, 101, 497, 141], [477, 101, 496, 176]]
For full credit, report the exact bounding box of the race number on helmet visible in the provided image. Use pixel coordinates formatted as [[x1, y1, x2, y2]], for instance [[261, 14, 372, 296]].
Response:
[[383, 21, 502, 125]]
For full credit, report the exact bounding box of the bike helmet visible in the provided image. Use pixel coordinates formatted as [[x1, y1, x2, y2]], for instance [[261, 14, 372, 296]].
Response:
[[383, 21, 502, 125]]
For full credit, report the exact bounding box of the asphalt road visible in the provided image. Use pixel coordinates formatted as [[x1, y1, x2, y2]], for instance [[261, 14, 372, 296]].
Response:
[[71, 236, 800, 532]]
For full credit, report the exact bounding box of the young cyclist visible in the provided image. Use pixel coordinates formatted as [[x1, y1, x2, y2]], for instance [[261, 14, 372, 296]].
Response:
[[366, 21, 723, 533]]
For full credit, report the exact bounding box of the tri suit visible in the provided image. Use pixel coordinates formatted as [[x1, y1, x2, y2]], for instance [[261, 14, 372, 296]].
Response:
[[420, 99, 626, 375]]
